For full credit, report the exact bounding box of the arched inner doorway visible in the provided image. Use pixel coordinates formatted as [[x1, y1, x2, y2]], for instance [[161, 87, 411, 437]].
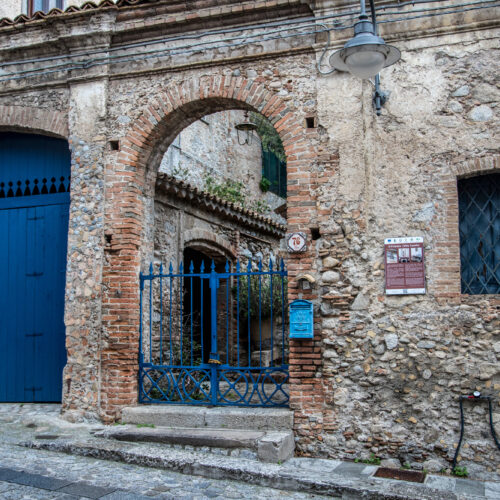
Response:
[[0, 132, 70, 402]]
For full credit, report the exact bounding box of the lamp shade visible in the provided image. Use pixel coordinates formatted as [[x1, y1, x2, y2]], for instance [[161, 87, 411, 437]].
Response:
[[329, 20, 400, 79]]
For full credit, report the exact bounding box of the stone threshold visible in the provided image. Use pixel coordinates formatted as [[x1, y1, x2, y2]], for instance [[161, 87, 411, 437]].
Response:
[[20, 438, 499, 500]]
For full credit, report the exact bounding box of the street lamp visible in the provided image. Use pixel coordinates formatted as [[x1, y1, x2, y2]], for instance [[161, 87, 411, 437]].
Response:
[[329, 0, 401, 114]]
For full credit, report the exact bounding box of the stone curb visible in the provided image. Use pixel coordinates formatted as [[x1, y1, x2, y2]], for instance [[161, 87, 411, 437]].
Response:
[[21, 440, 459, 500]]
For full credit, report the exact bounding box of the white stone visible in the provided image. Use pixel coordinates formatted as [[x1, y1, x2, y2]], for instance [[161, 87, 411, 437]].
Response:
[[469, 105, 493, 122], [448, 100, 463, 113], [472, 82, 499, 103], [423, 459, 444, 472], [412, 202, 435, 223], [452, 85, 470, 97], [351, 293, 369, 311], [380, 458, 402, 468], [417, 341, 436, 349], [333, 388, 349, 406], [322, 271, 340, 283], [384, 334, 398, 350], [323, 257, 339, 268]]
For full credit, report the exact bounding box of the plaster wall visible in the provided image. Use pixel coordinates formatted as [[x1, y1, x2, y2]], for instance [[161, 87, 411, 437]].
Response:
[[0, 1, 20, 20]]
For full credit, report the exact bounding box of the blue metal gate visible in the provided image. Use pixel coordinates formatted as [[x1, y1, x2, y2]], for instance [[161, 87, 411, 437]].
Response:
[[139, 259, 289, 407], [0, 133, 70, 402]]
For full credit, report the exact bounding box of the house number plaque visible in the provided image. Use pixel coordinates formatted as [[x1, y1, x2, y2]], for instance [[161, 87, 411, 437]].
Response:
[[287, 232, 307, 253]]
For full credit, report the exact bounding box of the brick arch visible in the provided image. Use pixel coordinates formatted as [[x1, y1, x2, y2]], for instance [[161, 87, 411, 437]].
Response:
[[99, 76, 316, 421], [184, 229, 237, 262], [118, 77, 308, 187], [436, 155, 500, 298], [0, 105, 68, 138]]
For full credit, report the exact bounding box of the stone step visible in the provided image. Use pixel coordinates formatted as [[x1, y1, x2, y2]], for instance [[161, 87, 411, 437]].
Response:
[[94, 425, 294, 463], [121, 405, 293, 431]]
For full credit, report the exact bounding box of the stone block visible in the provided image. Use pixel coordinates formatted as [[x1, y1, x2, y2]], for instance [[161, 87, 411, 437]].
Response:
[[257, 431, 294, 463]]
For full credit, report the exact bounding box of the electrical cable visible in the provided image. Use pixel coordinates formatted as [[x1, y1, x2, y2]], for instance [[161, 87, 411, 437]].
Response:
[[0, 1, 498, 82], [0, 0, 496, 69], [452, 393, 500, 471], [316, 24, 337, 75]]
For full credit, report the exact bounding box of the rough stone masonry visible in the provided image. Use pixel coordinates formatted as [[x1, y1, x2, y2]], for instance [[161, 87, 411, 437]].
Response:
[[0, 0, 498, 480]]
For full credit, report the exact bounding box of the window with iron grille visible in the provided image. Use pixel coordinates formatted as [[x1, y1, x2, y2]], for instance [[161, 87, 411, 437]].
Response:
[[458, 173, 500, 294]]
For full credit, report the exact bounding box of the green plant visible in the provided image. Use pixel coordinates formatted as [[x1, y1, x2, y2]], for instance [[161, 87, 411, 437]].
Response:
[[452, 466, 468, 477], [113, 421, 126, 426], [355, 453, 381, 465], [249, 112, 286, 162], [236, 274, 287, 320], [136, 423, 155, 429], [259, 177, 271, 193], [204, 176, 246, 206], [249, 200, 270, 214], [402, 462, 411, 470], [171, 165, 189, 180]]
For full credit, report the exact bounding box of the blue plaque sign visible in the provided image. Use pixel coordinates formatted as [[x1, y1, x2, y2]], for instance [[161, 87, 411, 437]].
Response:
[[289, 300, 314, 339]]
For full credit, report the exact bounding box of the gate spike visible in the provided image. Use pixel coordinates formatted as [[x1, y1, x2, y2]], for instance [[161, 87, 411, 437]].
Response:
[[179, 261, 184, 273], [247, 259, 252, 272], [149, 262, 153, 274], [236, 260, 240, 272], [269, 257, 273, 271], [159, 262, 163, 274], [258, 259, 263, 272], [280, 258, 285, 271], [225, 260, 230, 272], [189, 261, 194, 273], [169, 262, 173, 274], [210, 260, 215, 271], [200, 260, 205, 273]]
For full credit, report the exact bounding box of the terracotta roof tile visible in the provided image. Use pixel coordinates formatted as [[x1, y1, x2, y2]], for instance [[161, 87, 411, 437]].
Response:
[[155, 172, 286, 236], [0, 0, 156, 28]]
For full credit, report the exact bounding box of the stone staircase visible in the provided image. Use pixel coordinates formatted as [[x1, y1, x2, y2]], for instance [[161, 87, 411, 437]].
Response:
[[94, 405, 295, 463]]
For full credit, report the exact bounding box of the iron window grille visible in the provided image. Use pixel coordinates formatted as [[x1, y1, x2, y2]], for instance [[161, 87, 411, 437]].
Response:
[[458, 173, 500, 294]]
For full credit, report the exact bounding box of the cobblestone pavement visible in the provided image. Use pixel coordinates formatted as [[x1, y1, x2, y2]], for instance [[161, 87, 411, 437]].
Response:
[[0, 404, 333, 500], [0, 444, 334, 499]]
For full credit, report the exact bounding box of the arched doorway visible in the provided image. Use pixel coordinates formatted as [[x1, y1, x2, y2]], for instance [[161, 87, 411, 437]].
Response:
[[0, 132, 70, 402], [138, 109, 289, 407]]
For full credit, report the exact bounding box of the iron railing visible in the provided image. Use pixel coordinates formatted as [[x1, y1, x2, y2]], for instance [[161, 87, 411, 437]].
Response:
[[139, 259, 289, 407]]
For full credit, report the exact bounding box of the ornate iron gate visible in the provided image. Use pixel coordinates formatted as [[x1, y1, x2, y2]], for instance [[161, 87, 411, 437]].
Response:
[[139, 259, 289, 407]]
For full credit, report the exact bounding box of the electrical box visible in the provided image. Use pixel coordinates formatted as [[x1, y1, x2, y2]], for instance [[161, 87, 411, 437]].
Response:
[[289, 300, 314, 339]]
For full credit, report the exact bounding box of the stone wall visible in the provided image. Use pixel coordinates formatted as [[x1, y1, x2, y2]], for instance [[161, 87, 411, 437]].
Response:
[[303, 26, 500, 480], [0, 0, 498, 480]]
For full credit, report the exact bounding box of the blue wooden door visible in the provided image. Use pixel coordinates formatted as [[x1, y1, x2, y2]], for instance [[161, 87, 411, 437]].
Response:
[[0, 133, 70, 402]]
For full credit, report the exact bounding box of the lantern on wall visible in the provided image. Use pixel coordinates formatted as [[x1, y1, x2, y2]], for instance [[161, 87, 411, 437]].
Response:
[[235, 111, 258, 146]]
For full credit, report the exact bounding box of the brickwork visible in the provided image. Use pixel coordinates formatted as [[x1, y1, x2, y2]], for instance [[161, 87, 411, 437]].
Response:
[[435, 155, 500, 299], [0, 105, 68, 138]]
